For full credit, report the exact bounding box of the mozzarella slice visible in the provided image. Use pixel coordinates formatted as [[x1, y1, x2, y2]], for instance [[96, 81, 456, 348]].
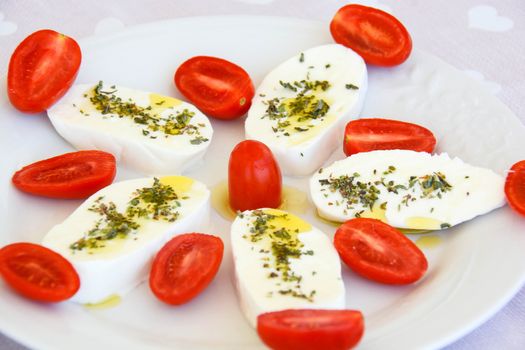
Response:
[[310, 150, 506, 229], [47, 82, 213, 175], [245, 44, 367, 176], [231, 208, 345, 327], [42, 176, 210, 303]]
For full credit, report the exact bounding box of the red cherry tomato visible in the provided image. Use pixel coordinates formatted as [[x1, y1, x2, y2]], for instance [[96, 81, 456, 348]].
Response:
[[174, 56, 255, 120], [257, 309, 364, 350], [505, 160, 525, 216], [8, 29, 81, 113], [334, 218, 428, 284], [330, 4, 412, 66], [12, 150, 116, 199], [228, 140, 282, 212], [344, 118, 436, 156], [0, 242, 80, 302], [149, 233, 224, 305]]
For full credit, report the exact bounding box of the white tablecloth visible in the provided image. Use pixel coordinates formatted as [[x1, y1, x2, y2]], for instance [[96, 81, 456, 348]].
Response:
[[1, 0, 524, 349]]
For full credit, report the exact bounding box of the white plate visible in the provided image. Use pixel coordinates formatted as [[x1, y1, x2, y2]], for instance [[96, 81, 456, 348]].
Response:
[[1, 16, 525, 350]]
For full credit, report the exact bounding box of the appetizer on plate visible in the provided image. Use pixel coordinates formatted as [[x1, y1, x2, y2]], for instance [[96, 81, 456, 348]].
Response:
[[310, 150, 506, 229], [245, 44, 367, 176], [42, 176, 210, 304], [47, 82, 213, 175], [231, 208, 345, 327]]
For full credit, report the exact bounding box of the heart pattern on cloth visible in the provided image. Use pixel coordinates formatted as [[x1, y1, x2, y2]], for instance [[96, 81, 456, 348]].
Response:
[[464, 69, 502, 95], [468, 5, 513, 32], [94, 17, 125, 35], [0, 12, 17, 36]]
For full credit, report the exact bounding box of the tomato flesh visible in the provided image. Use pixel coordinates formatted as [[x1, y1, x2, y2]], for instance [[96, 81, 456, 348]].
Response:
[[228, 140, 282, 212], [175, 56, 254, 120], [0, 243, 80, 302], [257, 309, 364, 350], [12, 150, 116, 199], [149, 233, 224, 305], [8, 29, 81, 113], [505, 160, 525, 216], [330, 4, 412, 66], [344, 118, 436, 156], [334, 218, 427, 284]]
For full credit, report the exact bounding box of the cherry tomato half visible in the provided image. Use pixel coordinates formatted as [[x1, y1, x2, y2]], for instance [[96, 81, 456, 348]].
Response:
[[12, 150, 116, 199], [0, 242, 80, 302], [175, 56, 255, 120], [344, 118, 436, 156], [330, 4, 412, 66], [149, 233, 224, 305], [228, 140, 282, 212], [8, 29, 81, 113], [505, 160, 525, 216], [334, 218, 428, 284], [257, 309, 364, 350]]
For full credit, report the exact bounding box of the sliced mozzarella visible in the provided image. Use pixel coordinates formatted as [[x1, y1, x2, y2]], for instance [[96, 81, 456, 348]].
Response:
[[310, 150, 506, 229], [245, 44, 367, 176], [47, 82, 213, 175], [231, 208, 345, 327], [42, 176, 210, 303]]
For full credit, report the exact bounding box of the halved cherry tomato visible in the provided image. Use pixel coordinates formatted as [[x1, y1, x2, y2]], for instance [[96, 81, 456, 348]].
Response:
[[257, 309, 364, 350], [0, 242, 80, 302], [149, 233, 223, 305], [505, 160, 525, 216], [334, 218, 427, 284], [228, 140, 282, 211], [174, 56, 255, 120], [330, 4, 412, 66], [343, 118, 436, 156], [12, 150, 116, 199], [8, 29, 81, 113]]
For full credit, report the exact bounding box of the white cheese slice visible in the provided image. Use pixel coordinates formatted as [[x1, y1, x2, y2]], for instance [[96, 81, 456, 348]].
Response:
[[310, 150, 506, 229], [42, 176, 210, 303], [231, 208, 345, 327], [47, 82, 213, 175], [245, 44, 367, 176]]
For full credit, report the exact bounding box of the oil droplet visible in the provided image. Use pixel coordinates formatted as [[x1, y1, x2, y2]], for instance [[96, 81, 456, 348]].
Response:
[[399, 228, 433, 235], [405, 217, 443, 230], [415, 235, 443, 249], [263, 208, 311, 232], [315, 211, 341, 228], [211, 181, 308, 221], [149, 93, 182, 109], [160, 176, 194, 193], [83, 294, 121, 310]]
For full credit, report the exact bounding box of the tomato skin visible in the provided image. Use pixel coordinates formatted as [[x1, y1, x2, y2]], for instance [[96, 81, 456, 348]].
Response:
[[0, 243, 80, 302], [8, 29, 81, 113], [343, 118, 436, 156], [228, 140, 282, 212], [330, 4, 412, 66], [505, 160, 525, 216], [175, 56, 255, 120], [257, 309, 364, 350], [334, 218, 427, 284], [149, 233, 224, 305], [12, 150, 116, 199]]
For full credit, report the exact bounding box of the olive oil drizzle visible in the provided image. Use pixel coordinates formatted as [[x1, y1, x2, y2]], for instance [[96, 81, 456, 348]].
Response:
[[319, 166, 455, 217], [263, 79, 331, 136], [82, 81, 208, 144], [70, 178, 184, 252], [244, 210, 316, 302]]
